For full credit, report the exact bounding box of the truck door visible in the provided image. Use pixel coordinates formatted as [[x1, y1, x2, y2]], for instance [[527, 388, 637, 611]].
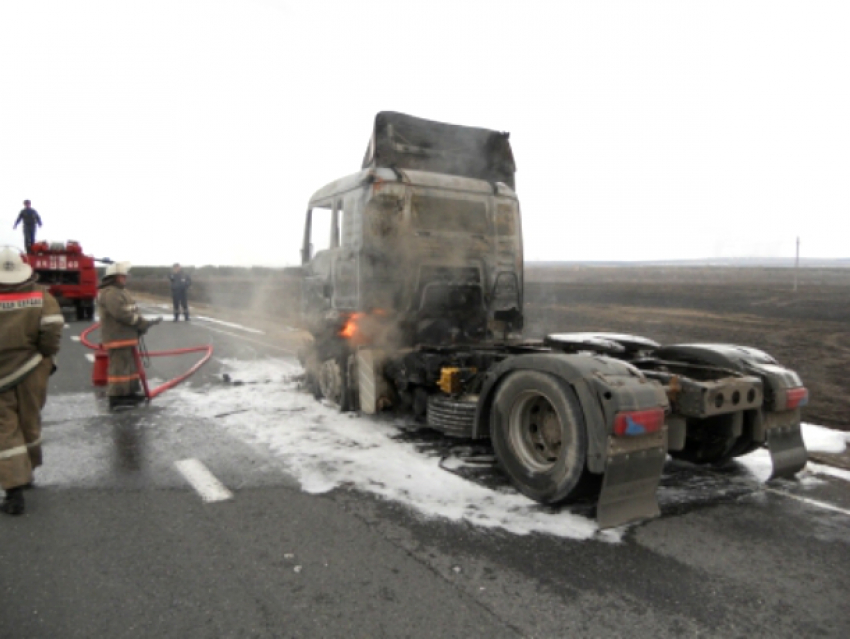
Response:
[[331, 195, 358, 311], [302, 202, 336, 325]]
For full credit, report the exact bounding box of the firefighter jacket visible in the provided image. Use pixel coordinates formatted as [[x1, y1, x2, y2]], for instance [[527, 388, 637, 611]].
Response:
[[0, 279, 63, 393], [97, 280, 152, 350]]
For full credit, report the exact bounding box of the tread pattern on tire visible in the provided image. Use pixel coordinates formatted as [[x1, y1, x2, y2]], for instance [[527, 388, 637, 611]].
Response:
[[427, 395, 476, 438]]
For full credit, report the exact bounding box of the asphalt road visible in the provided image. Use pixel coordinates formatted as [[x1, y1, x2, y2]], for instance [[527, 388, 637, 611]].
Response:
[[1, 306, 848, 638]]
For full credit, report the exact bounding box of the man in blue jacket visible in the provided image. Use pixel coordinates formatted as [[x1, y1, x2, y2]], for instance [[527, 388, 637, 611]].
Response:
[[13, 200, 42, 252], [169, 263, 192, 321]]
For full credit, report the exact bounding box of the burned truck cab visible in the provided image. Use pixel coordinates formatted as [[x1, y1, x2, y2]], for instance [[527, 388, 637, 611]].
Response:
[[302, 170, 523, 347], [301, 112, 524, 358]]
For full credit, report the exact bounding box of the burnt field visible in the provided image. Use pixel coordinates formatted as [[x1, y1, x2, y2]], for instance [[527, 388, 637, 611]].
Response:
[[132, 265, 849, 430], [525, 265, 850, 430]]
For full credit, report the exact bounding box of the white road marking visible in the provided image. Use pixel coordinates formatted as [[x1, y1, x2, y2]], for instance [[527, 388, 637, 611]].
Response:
[[201, 323, 297, 355], [175, 458, 233, 503], [71, 336, 81, 342], [195, 315, 266, 334], [136, 303, 296, 352], [84, 353, 95, 363], [764, 487, 850, 517]]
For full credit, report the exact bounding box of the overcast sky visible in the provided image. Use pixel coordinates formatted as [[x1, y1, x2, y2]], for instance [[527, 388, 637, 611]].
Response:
[[1, 1, 847, 266]]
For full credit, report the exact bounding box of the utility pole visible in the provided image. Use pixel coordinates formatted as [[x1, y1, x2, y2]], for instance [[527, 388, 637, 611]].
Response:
[[793, 236, 800, 292]]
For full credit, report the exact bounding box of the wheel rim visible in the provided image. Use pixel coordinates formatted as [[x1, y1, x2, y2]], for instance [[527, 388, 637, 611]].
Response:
[[506, 390, 565, 472]]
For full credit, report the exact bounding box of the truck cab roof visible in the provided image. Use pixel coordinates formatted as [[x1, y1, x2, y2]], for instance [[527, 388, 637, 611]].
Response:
[[308, 168, 518, 208]]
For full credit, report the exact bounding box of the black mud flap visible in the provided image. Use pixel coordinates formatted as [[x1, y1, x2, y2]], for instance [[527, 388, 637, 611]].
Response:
[[597, 436, 667, 529], [767, 424, 808, 479]]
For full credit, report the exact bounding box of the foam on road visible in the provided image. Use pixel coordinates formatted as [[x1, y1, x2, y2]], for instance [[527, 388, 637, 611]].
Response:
[[170, 357, 850, 542], [170, 357, 618, 542]]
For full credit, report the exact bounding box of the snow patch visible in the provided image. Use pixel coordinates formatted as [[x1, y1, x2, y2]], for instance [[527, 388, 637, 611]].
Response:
[[734, 448, 774, 483], [171, 357, 619, 542], [801, 423, 847, 454], [168, 358, 850, 540]]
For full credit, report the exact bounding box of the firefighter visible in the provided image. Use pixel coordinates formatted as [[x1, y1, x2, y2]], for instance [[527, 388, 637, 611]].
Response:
[[169, 263, 191, 321], [0, 246, 62, 515], [97, 261, 160, 410], [12, 200, 43, 252]]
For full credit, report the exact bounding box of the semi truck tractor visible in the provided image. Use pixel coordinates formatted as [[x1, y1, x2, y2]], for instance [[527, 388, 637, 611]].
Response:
[[298, 112, 809, 528]]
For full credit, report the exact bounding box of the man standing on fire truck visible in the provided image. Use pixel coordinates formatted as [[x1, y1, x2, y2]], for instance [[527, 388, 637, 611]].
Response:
[[13, 200, 42, 252], [97, 262, 160, 410], [0, 246, 62, 515]]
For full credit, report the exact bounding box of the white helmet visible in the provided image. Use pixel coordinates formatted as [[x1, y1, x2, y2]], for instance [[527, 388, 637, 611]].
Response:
[[104, 261, 131, 278], [0, 246, 33, 285]]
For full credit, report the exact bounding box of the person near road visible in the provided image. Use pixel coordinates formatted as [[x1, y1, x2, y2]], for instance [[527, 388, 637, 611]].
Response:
[[169, 263, 191, 321], [0, 246, 63, 515], [13, 200, 43, 252], [97, 262, 160, 410]]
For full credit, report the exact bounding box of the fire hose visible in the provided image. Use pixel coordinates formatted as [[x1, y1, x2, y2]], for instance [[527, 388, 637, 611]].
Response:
[[80, 322, 213, 400]]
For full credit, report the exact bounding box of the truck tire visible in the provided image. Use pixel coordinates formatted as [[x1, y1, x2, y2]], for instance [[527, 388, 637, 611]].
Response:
[[427, 394, 476, 438], [490, 370, 591, 505], [318, 357, 351, 412]]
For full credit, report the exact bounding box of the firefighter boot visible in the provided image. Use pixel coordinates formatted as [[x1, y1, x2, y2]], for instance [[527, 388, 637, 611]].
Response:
[[109, 395, 145, 410], [1, 487, 25, 516]]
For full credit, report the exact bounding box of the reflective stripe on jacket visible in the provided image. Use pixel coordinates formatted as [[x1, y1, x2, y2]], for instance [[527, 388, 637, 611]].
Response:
[[97, 281, 149, 347], [0, 281, 63, 391]]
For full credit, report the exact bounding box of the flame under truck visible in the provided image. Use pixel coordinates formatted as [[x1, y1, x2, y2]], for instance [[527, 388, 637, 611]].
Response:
[[297, 112, 810, 528]]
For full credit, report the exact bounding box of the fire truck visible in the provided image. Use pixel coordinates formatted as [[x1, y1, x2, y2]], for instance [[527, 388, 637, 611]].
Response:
[[25, 240, 102, 321]]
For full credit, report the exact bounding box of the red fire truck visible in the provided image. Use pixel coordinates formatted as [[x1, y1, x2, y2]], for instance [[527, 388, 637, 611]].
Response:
[[25, 241, 102, 321]]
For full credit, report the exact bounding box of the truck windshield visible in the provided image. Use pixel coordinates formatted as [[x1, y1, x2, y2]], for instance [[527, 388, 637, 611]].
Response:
[[411, 194, 488, 235]]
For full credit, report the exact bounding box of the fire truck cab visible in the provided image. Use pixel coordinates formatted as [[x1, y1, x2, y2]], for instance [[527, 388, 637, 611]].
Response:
[[26, 240, 98, 320]]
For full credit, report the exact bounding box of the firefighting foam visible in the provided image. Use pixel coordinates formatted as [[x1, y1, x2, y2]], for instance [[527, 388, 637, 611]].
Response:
[[158, 357, 847, 540]]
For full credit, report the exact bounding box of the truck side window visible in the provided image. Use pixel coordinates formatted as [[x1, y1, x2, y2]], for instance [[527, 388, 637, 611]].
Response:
[[332, 201, 342, 249], [340, 197, 351, 247], [310, 204, 334, 254]]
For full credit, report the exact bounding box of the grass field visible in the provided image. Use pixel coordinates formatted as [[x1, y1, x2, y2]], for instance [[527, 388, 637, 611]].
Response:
[[130, 264, 850, 430]]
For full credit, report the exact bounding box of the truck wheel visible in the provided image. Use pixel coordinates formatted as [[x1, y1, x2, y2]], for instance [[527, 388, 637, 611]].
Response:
[[75, 302, 85, 321], [318, 358, 351, 412], [490, 370, 590, 505]]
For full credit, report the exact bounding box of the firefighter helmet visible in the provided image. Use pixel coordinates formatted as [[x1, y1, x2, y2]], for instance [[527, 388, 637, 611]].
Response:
[[0, 246, 33, 285], [104, 261, 131, 278]]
